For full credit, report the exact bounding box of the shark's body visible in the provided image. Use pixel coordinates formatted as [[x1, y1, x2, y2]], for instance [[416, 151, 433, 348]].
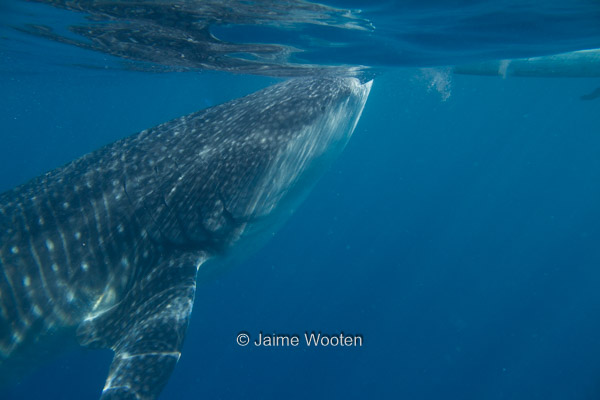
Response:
[[453, 48, 600, 78], [0, 77, 371, 399]]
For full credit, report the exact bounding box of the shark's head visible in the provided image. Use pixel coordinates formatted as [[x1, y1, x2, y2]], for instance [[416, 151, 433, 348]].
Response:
[[231, 77, 372, 219], [165, 77, 372, 253]]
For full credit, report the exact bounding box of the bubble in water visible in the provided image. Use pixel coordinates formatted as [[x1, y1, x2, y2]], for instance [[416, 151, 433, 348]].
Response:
[[419, 67, 452, 101]]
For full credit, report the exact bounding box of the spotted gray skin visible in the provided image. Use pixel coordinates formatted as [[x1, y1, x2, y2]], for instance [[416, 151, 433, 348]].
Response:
[[0, 77, 372, 399]]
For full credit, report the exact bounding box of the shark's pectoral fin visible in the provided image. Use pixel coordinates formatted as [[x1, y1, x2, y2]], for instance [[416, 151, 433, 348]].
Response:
[[77, 253, 202, 400]]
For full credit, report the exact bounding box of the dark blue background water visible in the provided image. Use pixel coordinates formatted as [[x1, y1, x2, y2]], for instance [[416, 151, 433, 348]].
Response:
[[2, 1, 600, 399]]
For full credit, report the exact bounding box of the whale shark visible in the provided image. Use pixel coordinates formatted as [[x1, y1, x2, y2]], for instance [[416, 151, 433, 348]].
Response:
[[453, 48, 600, 78], [0, 77, 372, 399]]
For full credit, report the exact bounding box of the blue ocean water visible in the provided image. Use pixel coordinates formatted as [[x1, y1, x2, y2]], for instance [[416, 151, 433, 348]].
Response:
[[1, 1, 600, 399]]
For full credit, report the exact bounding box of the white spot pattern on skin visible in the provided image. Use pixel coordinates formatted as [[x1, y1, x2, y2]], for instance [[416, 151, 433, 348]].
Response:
[[46, 239, 55, 251], [12, 332, 23, 344], [10, 246, 18, 254], [81, 262, 89, 271], [23, 276, 30, 287]]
